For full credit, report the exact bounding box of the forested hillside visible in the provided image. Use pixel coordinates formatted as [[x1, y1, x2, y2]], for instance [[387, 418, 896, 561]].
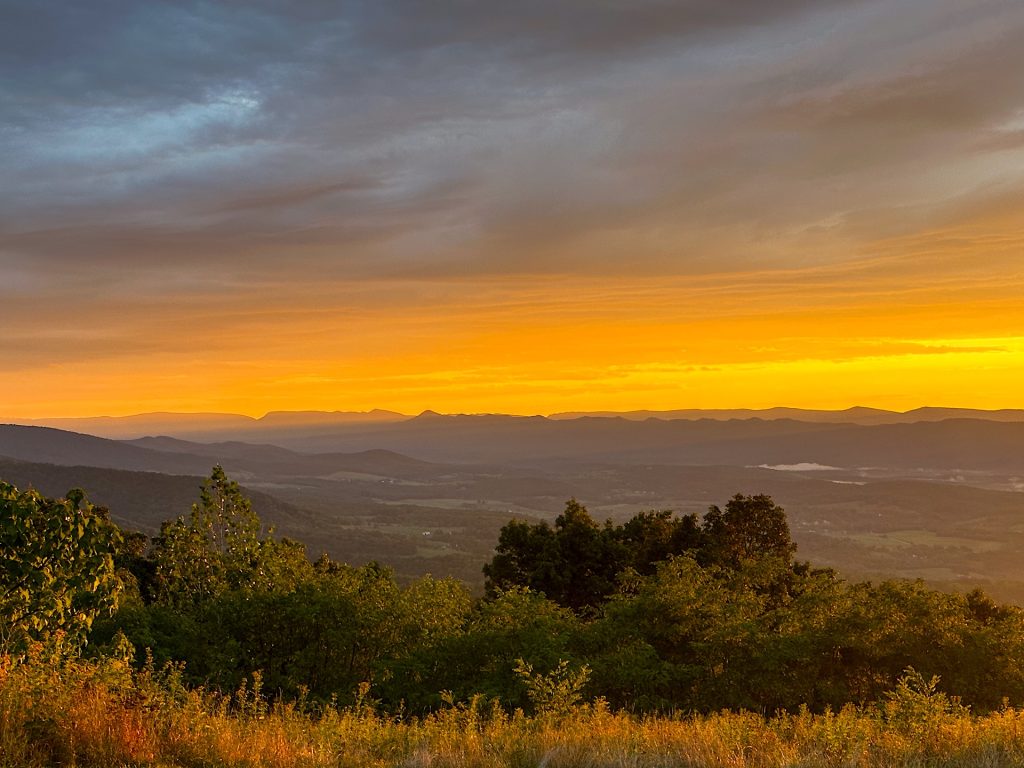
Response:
[[7, 422, 1024, 602], [8, 468, 1024, 767], [5, 468, 1024, 716]]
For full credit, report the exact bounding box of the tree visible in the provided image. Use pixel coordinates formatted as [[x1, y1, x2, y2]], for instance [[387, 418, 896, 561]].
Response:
[[0, 482, 122, 652], [588, 555, 764, 711], [484, 500, 701, 612], [401, 587, 581, 711], [551, 499, 621, 611], [483, 518, 558, 599], [151, 466, 310, 607], [700, 493, 796, 568], [483, 499, 618, 612], [614, 509, 702, 575]]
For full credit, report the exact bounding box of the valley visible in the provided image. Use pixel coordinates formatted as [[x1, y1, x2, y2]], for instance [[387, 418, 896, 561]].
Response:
[[2, 408, 1023, 600]]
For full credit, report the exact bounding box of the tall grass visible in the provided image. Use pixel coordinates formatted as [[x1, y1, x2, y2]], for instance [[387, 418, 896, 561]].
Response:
[[5, 647, 1024, 768]]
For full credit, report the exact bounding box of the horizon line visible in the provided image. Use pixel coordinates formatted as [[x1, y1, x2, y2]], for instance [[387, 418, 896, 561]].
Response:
[[5, 404, 1024, 422]]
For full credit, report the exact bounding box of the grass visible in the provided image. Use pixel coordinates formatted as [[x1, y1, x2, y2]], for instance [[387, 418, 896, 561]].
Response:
[[836, 529, 1003, 553], [6, 648, 1024, 768]]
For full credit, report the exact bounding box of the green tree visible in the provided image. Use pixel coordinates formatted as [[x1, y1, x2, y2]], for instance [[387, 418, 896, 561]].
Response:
[[588, 555, 764, 711], [700, 493, 796, 568], [396, 587, 581, 712], [614, 508, 702, 575], [483, 518, 558, 599], [151, 466, 310, 607], [514, 657, 592, 716], [0, 482, 122, 652], [550, 499, 621, 612], [484, 500, 701, 612]]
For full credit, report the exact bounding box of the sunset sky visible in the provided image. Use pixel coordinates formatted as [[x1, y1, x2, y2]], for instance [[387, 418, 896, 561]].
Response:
[[3, 0, 1024, 417]]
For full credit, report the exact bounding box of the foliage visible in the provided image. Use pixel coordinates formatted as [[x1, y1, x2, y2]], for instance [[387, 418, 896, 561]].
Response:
[[548, 499, 621, 611], [484, 494, 796, 612], [0, 483, 122, 652], [613, 507, 702, 574], [151, 466, 311, 606], [587, 554, 768, 710], [9, 468, 1024, 722], [483, 499, 690, 611], [382, 585, 581, 713], [884, 667, 969, 733], [7, 650, 1024, 768], [700, 492, 796, 567], [513, 657, 591, 716]]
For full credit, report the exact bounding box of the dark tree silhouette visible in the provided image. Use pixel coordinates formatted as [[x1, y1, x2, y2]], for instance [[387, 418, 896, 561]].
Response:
[[700, 493, 796, 568]]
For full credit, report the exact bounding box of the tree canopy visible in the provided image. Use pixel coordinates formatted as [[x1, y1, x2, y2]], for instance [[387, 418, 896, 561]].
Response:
[[0, 482, 122, 652], [6, 470, 1024, 716], [150, 465, 311, 606], [484, 494, 795, 612]]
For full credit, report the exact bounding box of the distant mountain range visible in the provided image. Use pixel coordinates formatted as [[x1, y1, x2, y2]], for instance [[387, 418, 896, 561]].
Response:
[[2, 416, 1024, 599], [6, 406, 1024, 441], [4, 411, 1024, 472], [0, 455, 312, 536], [549, 406, 1024, 424], [0, 424, 441, 480], [0, 426, 528, 582], [4, 409, 406, 440]]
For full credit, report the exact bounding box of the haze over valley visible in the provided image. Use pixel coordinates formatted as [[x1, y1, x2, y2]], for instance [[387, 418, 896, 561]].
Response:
[[4, 405, 1023, 600]]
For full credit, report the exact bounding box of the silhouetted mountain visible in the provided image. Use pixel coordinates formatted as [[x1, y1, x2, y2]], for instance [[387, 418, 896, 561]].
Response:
[[549, 406, 897, 423], [902, 407, 1024, 422], [549, 406, 1024, 424], [412, 410, 446, 420], [257, 409, 406, 427], [0, 424, 213, 474], [6, 417, 1024, 599], [12, 415, 1024, 477], [10, 412, 259, 439], [9, 406, 1024, 443], [229, 415, 1024, 472], [0, 424, 449, 483], [7, 409, 409, 440], [127, 436, 441, 479], [0, 456, 314, 535]]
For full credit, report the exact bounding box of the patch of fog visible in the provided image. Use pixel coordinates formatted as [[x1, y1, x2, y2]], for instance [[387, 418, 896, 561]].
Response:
[[757, 462, 842, 472], [830, 479, 867, 486]]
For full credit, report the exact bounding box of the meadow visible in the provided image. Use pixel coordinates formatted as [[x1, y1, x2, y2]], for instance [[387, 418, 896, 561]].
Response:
[[5, 646, 1024, 768]]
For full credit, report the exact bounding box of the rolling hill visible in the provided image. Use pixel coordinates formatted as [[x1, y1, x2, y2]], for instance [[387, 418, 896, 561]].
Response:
[[4, 417, 1024, 599]]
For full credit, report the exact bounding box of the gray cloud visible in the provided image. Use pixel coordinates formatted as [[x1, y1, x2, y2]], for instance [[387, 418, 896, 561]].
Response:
[[2, 0, 1024, 295]]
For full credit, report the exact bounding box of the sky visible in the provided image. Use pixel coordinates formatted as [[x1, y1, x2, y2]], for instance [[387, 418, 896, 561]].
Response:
[[2, 0, 1024, 417]]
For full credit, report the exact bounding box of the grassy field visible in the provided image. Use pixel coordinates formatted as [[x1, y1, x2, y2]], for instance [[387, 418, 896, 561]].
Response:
[[6, 649, 1024, 768]]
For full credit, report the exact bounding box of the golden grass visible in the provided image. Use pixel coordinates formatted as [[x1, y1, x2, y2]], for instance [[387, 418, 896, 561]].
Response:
[[5, 651, 1024, 768]]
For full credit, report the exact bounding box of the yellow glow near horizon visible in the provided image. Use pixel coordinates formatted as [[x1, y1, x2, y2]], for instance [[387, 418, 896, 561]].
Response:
[[5, 210, 1023, 420], [5, 285, 1024, 418], [5, 339, 1023, 418]]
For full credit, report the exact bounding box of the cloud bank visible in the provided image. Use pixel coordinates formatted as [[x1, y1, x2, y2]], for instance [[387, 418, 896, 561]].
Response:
[[2, 0, 1023, 414]]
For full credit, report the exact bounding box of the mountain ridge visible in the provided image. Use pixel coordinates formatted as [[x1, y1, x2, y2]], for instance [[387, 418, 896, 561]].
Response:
[[8, 406, 1024, 443]]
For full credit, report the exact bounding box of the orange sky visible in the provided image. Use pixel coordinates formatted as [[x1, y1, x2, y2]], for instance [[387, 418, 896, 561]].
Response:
[[3, 1, 1023, 418], [5, 212, 1023, 418]]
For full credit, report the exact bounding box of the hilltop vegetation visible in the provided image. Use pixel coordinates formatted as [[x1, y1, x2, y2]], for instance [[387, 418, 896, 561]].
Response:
[[5, 469, 1024, 715], [6, 417, 1024, 604], [8, 654, 1024, 768], [8, 468, 1024, 765]]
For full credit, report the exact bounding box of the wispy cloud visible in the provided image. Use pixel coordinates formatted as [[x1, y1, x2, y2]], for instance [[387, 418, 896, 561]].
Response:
[[2, 0, 1023, 414]]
